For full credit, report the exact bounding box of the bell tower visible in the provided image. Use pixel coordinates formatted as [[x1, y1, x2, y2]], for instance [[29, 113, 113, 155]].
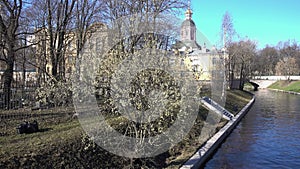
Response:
[[180, 2, 201, 50], [181, 5, 196, 42]]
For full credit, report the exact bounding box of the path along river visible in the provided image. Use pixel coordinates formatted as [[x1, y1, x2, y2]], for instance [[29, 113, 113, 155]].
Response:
[[204, 89, 300, 169]]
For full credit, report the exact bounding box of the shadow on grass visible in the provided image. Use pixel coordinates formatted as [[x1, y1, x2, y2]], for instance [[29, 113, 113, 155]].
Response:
[[38, 128, 53, 133]]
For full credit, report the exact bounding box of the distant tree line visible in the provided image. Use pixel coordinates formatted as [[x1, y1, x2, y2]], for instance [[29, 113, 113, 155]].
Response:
[[221, 12, 300, 90], [253, 40, 300, 77]]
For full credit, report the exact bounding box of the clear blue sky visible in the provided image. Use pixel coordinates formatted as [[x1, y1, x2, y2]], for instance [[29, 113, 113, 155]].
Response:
[[187, 0, 300, 49]]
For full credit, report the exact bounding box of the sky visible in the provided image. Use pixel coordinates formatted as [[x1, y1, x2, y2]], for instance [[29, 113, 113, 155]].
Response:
[[186, 0, 300, 49]]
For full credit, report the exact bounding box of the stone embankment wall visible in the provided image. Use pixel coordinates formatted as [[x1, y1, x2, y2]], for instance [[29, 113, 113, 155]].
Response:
[[180, 95, 256, 169]]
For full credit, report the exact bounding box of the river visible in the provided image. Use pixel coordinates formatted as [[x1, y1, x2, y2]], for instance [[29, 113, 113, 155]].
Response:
[[204, 89, 300, 169]]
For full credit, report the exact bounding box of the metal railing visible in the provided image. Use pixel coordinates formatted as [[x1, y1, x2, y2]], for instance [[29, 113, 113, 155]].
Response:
[[0, 83, 39, 110]]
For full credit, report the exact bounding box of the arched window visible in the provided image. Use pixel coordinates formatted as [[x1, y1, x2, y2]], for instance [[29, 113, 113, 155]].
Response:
[[191, 28, 194, 40]]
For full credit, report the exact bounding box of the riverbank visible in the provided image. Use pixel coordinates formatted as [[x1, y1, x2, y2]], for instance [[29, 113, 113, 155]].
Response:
[[180, 92, 255, 169], [0, 90, 253, 168], [268, 80, 300, 93], [204, 89, 300, 168], [268, 88, 300, 95]]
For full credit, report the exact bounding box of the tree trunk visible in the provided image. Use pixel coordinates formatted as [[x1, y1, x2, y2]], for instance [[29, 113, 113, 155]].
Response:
[[51, 59, 58, 79], [229, 62, 235, 89], [239, 63, 244, 90], [0, 0, 23, 109], [3, 57, 14, 109], [22, 54, 26, 99]]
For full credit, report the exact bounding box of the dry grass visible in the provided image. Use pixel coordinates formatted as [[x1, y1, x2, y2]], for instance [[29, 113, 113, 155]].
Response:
[[0, 90, 253, 168]]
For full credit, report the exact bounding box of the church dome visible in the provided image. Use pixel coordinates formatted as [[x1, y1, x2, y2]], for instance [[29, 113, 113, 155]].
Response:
[[181, 7, 196, 31], [181, 19, 196, 28]]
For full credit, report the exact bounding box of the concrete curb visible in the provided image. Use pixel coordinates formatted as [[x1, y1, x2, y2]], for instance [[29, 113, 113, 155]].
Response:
[[180, 95, 256, 169], [268, 88, 300, 95]]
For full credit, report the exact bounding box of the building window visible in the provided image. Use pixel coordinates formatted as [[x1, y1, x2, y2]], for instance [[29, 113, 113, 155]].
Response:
[[191, 30, 194, 40], [212, 58, 216, 65]]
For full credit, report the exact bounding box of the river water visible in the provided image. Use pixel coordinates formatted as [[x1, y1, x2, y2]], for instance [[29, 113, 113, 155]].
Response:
[[204, 89, 300, 169]]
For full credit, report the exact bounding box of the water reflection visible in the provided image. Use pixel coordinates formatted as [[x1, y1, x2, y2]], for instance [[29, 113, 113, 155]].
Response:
[[204, 90, 300, 169]]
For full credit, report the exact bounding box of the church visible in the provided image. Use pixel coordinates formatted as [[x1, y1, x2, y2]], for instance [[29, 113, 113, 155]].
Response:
[[175, 7, 219, 81]]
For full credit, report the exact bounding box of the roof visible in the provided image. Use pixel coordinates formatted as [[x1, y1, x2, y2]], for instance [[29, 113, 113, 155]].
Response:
[[182, 40, 202, 50]]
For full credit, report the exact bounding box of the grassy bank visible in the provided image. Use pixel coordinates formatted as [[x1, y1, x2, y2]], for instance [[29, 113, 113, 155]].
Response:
[[268, 80, 300, 93], [0, 90, 253, 168]]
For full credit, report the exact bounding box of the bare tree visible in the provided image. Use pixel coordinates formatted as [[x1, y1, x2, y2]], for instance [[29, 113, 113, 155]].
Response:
[[0, 0, 28, 108], [252, 40, 300, 77], [275, 57, 299, 80], [23, 0, 45, 84], [228, 39, 256, 90], [27, 0, 76, 81], [220, 11, 237, 89], [46, 0, 76, 80], [277, 40, 300, 75], [221, 11, 236, 49], [277, 40, 298, 58], [74, 0, 104, 57], [254, 46, 279, 76], [73, 0, 106, 81], [102, 0, 188, 54], [103, 0, 188, 22]]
